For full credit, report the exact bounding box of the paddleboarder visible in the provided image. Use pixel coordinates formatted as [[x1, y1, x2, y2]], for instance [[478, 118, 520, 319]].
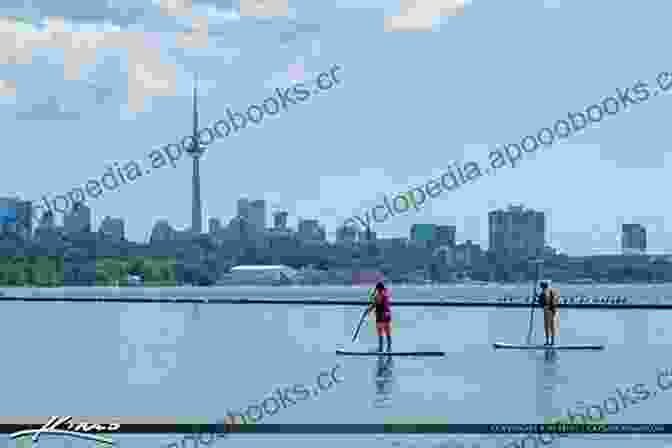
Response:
[[367, 282, 392, 352], [537, 281, 560, 346]]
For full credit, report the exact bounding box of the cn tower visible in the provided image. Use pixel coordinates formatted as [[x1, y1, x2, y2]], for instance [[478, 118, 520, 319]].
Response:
[[186, 73, 205, 235]]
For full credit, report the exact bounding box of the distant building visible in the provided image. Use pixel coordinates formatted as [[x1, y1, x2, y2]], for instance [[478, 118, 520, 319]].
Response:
[[358, 229, 376, 242], [218, 265, 297, 285], [249, 200, 266, 230], [298, 219, 324, 241], [436, 225, 456, 247], [336, 225, 357, 243], [622, 224, 646, 254], [39, 210, 55, 229], [410, 224, 436, 248], [0, 197, 32, 240], [99, 216, 124, 241], [150, 220, 178, 242], [64, 202, 91, 234], [488, 205, 545, 259], [208, 217, 222, 235], [273, 211, 288, 230], [237, 198, 265, 230], [237, 198, 250, 220]]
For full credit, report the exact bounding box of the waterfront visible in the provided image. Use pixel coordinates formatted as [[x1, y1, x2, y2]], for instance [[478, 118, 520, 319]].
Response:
[[1, 285, 671, 448]]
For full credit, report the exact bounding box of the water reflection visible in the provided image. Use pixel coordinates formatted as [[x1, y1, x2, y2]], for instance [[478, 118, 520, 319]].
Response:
[[374, 355, 395, 408], [534, 348, 564, 420]]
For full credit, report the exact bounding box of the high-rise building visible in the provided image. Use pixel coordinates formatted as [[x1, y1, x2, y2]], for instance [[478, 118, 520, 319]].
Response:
[[249, 200, 266, 230], [273, 211, 288, 230], [99, 216, 124, 241], [622, 224, 646, 254], [64, 202, 91, 234], [436, 225, 456, 247], [488, 205, 545, 259], [237, 198, 250, 220]]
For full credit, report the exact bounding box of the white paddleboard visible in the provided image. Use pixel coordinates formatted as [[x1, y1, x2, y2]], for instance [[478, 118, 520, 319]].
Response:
[[336, 349, 445, 356], [493, 342, 604, 350]]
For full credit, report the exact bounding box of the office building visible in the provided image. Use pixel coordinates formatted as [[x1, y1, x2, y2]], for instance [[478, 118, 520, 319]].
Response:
[[64, 202, 91, 234], [358, 230, 377, 242], [237, 198, 250, 219], [336, 225, 357, 243], [488, 205, 545, 259], [249, 200, 266, 230], [0, 197, 33, 240], [622, 224, 646, 254], [208, 218, 222, 235], [410, 224, 436, 248], [436, 225, 456, 247], [150, 220, 177, 242], [298, 219, 324, 241], [99, 216, 124, 241], [273, 211, 288, 230]]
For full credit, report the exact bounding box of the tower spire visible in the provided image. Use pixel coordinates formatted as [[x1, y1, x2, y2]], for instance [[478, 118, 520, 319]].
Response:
[[189, 72, 203, 235], [193, 72, 199, 141]]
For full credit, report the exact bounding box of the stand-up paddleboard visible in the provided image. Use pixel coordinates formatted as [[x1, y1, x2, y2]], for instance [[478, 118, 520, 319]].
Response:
[[493, 342, 604, 350], [336, 349, 445, 357]]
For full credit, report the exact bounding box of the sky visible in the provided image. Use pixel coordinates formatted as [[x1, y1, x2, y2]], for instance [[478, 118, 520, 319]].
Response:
[[0, 0, 670, 256]]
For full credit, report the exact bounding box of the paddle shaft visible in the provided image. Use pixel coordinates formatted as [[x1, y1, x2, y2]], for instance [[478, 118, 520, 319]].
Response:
[[351, 306, 371, 342], [526, 262, 542, 344]]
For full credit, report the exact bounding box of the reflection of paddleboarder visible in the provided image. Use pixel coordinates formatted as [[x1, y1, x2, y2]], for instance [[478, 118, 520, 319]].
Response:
[[367, 282, 392, 352]]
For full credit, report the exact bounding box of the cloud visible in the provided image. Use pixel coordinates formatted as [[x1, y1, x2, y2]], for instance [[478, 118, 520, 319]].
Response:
[[279, 21, 321, 44], [0, 80, 17, 97], [239, 0, 290, 18], [384, 0, 469, 32], [127, 50, 178, 113], [10, 0, 148, 27], [15, 95, 81, 121]]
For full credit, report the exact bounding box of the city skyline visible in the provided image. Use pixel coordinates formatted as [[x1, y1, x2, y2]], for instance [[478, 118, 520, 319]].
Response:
[[0, 2, 670, 255], [1, 194, 657, 258]]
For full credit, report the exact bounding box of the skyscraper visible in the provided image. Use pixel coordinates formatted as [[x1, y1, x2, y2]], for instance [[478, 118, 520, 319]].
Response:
[[436, 225, 456, 247], [249, 200, 266, 230], [64, 202, 91, 234], [488, 205, 545, 259], [237, 198, 250, 220], [99, 216, 124, 241], [622, 224, 646, 254]]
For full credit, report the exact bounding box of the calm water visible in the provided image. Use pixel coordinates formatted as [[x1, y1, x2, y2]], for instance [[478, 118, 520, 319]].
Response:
[[1, 285, 671, 448]]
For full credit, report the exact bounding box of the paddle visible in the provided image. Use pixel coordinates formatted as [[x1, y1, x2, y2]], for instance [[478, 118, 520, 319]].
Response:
[[351, 306, 370, 343], [352, 290, 374, 343], [526, 260, 541, 345]]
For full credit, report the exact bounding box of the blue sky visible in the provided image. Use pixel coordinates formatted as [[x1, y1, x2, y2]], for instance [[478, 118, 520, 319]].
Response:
[[0, 0, 670, 256]]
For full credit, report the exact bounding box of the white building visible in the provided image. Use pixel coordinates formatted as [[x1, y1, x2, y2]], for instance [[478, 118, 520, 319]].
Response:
[[217, 265, 297, 285]]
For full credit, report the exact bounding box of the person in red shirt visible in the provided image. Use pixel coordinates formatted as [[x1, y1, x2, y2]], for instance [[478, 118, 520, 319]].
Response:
[[367, 282, 392, 352]]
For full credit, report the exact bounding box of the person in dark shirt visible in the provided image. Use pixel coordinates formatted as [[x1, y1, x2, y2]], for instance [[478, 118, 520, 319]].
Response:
[[537, 281, 560, 346], [367, 282, 392, 352]]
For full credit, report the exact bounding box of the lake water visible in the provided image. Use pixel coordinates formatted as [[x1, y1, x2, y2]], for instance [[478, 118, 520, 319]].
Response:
[[1, 285, 671, 448]]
